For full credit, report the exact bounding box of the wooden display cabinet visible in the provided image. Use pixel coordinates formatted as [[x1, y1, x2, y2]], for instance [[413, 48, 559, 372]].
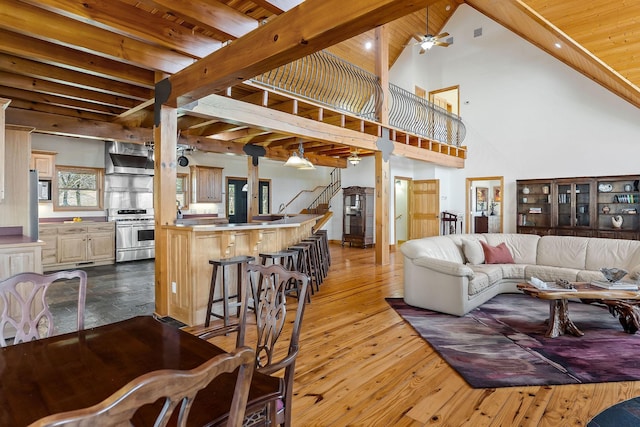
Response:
[[516, 179, 553, 235], [341, 186, 374, 248], [517, 175, 639, 239]]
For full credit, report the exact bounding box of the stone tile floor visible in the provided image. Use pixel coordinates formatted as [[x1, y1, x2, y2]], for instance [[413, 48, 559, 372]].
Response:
[[47, 259, 155, 335]]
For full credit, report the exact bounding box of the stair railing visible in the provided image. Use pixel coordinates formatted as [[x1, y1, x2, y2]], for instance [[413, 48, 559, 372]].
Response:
[[306, 168, 341, 212]]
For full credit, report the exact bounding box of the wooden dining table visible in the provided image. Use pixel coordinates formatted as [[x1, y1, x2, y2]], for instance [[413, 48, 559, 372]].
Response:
[[0, 316, 281, 426]]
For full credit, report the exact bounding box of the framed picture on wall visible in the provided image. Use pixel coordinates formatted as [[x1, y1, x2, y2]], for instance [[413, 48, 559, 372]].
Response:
[[493, 187, 501, 202], [476, 187, 488, 212]]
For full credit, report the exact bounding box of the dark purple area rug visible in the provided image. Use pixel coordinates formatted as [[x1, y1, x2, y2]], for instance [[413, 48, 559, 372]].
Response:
[[387, 293, 640, 388]]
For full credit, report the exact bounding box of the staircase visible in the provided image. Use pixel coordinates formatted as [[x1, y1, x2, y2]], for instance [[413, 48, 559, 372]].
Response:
[[281, 168, 341, 231], [305, 168, 340, 231]]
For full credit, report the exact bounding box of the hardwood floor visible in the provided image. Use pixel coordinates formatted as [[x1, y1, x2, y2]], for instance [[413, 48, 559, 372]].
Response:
[[51, 246, 640, 425], [205, 245, 640, 426]]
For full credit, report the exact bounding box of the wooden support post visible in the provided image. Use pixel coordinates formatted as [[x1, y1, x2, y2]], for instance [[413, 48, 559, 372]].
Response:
[[374, 25, 390, 266], [375, 151, 390, 265], [154, 104, 177, 317], [247, 156, 260, 221]]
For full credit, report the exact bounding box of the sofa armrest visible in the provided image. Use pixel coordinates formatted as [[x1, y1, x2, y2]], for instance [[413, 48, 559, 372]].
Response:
[[412, 257, 475, 279]]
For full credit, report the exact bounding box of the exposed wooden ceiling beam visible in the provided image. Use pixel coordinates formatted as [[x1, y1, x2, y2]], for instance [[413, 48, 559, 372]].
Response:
[[1, 0, 194, 74], [0, 29, 155, 88], [5, 108, 153, 142], [142, 0, 258, 40], [0, 85, 122, 116], [7, 98, 113, 122], [164, 0, 435, 107], [251, 0, 303, 15], [0, 72, 140, 112], [0, 53, 152, 101], [20, 0, 222, 58]]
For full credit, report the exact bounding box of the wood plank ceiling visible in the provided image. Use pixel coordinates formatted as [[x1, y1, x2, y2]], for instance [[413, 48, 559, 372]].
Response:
[[1, 0, 638, 167]]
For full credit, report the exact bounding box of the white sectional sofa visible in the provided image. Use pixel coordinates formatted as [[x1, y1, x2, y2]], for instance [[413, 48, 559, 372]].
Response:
[[400, 233, 640, 316]]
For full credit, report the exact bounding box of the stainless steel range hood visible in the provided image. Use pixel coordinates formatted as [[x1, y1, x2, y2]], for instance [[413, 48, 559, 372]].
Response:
[[105, 141, 154, 175]]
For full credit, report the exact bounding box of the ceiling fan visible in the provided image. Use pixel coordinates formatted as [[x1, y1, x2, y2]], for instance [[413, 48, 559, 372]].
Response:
[[411, 7, 451, 54]]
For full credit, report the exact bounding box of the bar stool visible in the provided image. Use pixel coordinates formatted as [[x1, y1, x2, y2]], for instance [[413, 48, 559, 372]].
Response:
[[258, 250, 302, 300], [288, 245, 314, 301], [258, 251, 297, 270], [311, 232, 330, 277], [304, 235, 326, 280], [205, 255, 255, 328], [300, 239, 323, 289], [315, 229, 331, 267]]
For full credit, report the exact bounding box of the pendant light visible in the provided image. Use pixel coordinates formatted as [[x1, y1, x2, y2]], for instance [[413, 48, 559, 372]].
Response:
[[347, 149, 361, 166], [285, 140, 315, 169]]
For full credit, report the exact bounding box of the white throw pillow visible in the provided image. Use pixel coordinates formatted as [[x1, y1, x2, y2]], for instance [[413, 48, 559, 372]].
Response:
[[462, 239, 484, 265]]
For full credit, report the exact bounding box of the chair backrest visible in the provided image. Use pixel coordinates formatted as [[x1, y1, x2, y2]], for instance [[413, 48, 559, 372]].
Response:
[[28, 346, 256, 427], [0, 270, 87, 347], [242, 263, 310, 426]]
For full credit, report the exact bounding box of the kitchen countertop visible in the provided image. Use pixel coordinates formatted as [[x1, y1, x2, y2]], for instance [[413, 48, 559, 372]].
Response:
[[170, 214, 318, 231], [0, 235, 44, 247]]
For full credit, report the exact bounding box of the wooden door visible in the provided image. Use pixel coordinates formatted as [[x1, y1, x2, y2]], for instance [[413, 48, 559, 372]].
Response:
[[409, 179, 439, 239]]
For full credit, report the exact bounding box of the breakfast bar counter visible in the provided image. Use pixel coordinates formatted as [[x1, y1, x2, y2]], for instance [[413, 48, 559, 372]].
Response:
[[161, 214, 319, 326]]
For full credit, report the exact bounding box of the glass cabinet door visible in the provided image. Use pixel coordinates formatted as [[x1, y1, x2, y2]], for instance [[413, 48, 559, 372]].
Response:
[[556, 182, 591, 228], [557, 184, 572, 227], [575, 182, 591, 227], [344, 194, 363, 235]]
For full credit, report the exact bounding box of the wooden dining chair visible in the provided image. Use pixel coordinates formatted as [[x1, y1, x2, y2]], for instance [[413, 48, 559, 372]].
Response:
[[203, 263, 310, 427], [0, 270, 87, 347], [28, 346, 256, 427]]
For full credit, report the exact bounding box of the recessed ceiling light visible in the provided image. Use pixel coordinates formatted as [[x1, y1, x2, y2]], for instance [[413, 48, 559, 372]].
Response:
[[446, 5, 451, 11], [554, 42, 562, 48], [364, 41, 373, 50]]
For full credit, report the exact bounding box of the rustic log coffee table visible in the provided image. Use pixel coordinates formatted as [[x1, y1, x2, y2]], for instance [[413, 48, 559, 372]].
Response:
[[517, 282, 640, 338]]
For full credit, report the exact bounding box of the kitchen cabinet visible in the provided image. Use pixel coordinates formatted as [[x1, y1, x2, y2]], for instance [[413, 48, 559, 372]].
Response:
[[342, 186, 374, 248], [41, 222, 115, 271], [190, 166, 223, 203], [0, 244, 43, 279], [30, 150, 56, 179]]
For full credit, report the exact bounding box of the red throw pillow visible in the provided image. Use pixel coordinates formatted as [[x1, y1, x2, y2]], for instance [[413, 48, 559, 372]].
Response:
[[480, 241, 515, 264]]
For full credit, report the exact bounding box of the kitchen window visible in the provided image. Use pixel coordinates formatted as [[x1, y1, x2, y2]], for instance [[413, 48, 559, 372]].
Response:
[[54, 166, 104, 211]]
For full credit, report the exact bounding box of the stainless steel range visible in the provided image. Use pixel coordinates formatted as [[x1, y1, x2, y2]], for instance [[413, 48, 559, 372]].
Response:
[[104, 142, 155, 263], [107, 209, 155, 262]]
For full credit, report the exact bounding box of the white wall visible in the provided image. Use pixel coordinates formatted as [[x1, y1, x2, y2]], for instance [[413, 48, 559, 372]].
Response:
[[390, 4, 640, 233]]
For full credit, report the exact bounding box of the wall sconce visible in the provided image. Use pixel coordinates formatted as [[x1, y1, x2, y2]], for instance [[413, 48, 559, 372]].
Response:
[[347, 150, 361, 166]]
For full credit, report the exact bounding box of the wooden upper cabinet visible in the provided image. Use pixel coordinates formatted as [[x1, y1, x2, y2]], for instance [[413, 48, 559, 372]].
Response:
[[190, 166, 223, 203], [30, 150, 56, 179]]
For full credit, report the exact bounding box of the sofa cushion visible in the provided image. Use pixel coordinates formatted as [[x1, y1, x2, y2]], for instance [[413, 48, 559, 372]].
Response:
[[468, 272, 491, 296], [537, 236, 589, 270], [461, 238, 484, 264], [400, 236, 465, 264], [584, 238, 640, 274], [484, 234, 540, 264], [480, 241, 515, 264], [500, 264, 527, 280], [525, 265, 580, 282], [470, 264, 503, 284]]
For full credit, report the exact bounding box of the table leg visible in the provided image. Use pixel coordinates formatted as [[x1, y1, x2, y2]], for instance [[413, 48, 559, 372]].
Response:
[[546, 299, 584, 338]]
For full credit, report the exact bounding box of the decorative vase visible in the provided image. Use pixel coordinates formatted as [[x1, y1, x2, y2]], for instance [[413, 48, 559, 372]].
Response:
[[612, 215, 623, 229], [602, 206, 610, 214], [522, 187, 530, 195]]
